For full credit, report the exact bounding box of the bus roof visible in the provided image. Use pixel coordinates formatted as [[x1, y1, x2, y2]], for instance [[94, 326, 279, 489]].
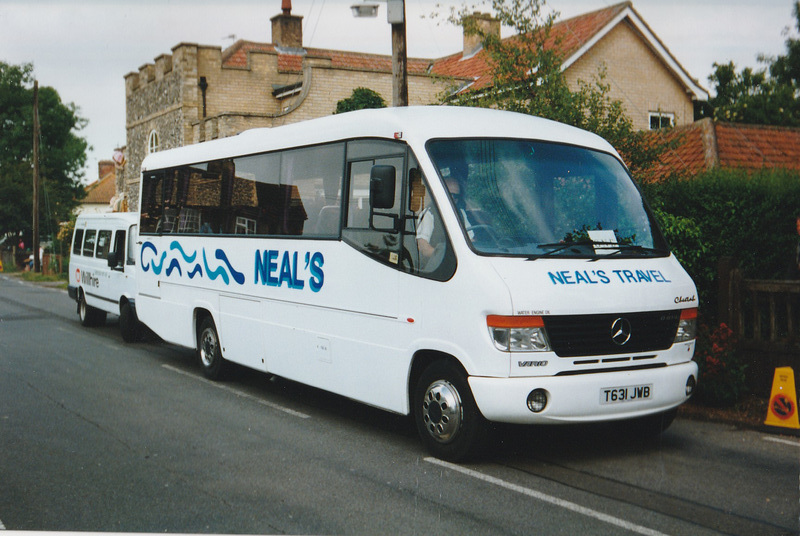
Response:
[[141, 106, 618, 171], [76, 212, 139, 223]]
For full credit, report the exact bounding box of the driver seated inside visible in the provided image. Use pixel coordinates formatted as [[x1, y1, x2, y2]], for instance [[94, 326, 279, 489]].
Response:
[[409, 168, 435, 264]]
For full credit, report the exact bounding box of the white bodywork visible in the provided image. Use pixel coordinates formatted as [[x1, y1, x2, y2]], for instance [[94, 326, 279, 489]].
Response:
[[137, 106, 698, 424], [69, 212, 139, 316]]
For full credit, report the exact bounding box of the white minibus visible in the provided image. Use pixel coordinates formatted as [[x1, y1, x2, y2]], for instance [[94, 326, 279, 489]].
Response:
[[136, 106, 698, 460], [68, 212, 141, 342]]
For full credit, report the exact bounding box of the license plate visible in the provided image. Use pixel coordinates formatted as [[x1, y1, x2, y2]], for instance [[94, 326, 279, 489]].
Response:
[[600, 384, 652, 404]]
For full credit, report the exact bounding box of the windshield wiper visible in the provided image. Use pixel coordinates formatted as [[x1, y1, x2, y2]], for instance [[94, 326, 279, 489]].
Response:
[[527, 241, 668, 261], [526, 240, 595, 260], [588, 244, 669, 261]]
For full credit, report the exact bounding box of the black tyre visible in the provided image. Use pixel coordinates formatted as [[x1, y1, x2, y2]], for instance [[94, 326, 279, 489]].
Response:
[[626, 408, 678, 437], [78, 293, 106, 327], [413, 360, 488, 462], [197, 316, 229, 380], [119, 301, 140, 343]]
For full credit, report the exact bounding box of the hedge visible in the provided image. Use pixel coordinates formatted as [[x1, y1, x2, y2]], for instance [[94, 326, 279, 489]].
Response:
[[640, 168, 800, 325]]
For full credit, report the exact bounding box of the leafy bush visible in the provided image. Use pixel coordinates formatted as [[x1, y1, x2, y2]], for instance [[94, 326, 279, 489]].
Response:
[[641, 168, 800, 322], [334, 87, 386, 114], [692, 323, 748, 406]]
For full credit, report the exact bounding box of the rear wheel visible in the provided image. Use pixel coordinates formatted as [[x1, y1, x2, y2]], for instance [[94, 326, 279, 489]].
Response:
[[78, 292, 106, 327], [197, 316, 229, 380], [413, 360, 488, 462], [119, 301, 140, 343]]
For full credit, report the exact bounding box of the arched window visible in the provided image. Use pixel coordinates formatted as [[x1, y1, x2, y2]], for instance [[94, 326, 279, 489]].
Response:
[[148, 130, 160, 154]]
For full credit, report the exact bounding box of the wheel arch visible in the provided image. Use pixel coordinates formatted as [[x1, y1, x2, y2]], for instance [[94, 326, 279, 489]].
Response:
[[407, 349, 468, 414]]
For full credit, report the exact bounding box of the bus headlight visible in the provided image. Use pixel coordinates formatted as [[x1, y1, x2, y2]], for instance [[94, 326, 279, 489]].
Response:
[[487, 315, 551, 352], [674, 308, 698, 343]]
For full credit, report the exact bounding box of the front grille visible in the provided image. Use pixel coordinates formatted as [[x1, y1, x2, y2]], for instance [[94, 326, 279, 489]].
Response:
[[543, 310, 680, 358]]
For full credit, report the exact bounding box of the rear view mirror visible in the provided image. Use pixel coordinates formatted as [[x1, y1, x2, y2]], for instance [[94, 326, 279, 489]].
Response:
[[370, 165, 396, 210]]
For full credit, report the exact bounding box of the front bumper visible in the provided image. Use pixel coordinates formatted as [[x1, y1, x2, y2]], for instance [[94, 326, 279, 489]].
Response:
[[469, 360, 698, 425]]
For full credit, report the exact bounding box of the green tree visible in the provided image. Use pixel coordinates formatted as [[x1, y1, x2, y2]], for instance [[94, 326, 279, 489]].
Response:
[[440, 0, 664, 177], [709, 2, 800, 126], [0, 61, 88, 242], [334, 87, 387, 114]]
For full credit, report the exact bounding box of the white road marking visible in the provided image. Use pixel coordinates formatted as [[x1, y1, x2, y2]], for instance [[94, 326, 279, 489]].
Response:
[[162, 364, 310, 419], [763, 435, 800, 448], [425, 457, 671, 536]]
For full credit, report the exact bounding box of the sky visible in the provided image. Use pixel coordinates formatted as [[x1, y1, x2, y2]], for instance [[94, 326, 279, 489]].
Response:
[[1, 0, 796, 185]]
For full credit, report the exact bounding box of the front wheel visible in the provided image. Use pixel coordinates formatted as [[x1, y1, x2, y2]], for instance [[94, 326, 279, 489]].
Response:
[[413, 360, 488, 462], [197, 316, 229, 380], [628, 408, 678, 436]]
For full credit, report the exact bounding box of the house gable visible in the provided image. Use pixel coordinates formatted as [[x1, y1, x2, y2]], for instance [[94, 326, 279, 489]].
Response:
[[431, 1, 707, 130]]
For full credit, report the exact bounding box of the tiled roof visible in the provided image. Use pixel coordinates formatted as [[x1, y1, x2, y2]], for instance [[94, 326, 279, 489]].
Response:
[[429, 1, 706, 100], [716, 122, 800, 170], [647, 119, 800, 180], [222, 40, 433, 75], [430, 2, 631, 92], [84, 170, 116, 204]]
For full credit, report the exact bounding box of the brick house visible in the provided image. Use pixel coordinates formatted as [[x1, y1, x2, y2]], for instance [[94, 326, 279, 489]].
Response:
[[122, 1, 707, 211], [431, 2, 708, 132], [79, 160, 117, 214], [121, 2, 461, 210]]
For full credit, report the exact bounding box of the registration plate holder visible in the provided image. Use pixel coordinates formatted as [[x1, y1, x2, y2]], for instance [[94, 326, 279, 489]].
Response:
[[600, 384, 652, 404]]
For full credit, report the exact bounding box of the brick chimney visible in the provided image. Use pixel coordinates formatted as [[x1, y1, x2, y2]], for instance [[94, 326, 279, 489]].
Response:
[[271, 0, 303, 48], [98, 160, 115, 180], [463, 12, 500, 57]]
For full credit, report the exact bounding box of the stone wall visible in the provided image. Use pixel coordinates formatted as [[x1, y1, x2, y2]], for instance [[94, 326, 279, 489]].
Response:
[[125, 41, 450, 211]]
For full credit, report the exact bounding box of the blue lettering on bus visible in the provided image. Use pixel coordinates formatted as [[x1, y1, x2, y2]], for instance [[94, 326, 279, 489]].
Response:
[[547, 268, 670, 285], [309, 252, 324, 292], [254, 249, 324, 292], [141, 240, 324, 291]]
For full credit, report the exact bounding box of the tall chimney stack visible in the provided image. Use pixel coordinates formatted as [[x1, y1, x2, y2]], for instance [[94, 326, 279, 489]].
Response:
[[463, 12, 500, 57], [272, 0, 303, 48]]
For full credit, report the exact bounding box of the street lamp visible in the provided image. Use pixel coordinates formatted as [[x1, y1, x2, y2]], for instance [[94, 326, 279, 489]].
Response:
[[351, 0, 408, 107], [350, 3, 378, 17]]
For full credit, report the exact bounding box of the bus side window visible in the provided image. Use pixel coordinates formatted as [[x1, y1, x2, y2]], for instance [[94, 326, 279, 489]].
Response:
[[96, 230, 112, 260], [82, 230, 97, 257], [110, 230, 126, 270], [402, 165, 456, 281], [126, 225, 138, 266], [72, 229, 85, 256], [343, 158, 404, 268]]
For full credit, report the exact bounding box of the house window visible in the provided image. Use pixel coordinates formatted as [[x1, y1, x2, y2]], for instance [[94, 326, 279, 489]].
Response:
[[148, 130, 160, 154], [649, 112, 674, 130]]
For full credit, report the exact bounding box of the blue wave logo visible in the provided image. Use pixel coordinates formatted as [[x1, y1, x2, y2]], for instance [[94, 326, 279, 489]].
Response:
[[141, 240, 244, 286]]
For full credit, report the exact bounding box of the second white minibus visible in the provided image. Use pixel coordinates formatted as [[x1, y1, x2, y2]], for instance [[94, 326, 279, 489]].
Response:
[[136, 106, 698, 460], [68, 212, 141, 342]]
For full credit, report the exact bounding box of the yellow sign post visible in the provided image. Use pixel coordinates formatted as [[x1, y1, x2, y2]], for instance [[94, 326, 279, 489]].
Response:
[[764, 367, 800, 430]]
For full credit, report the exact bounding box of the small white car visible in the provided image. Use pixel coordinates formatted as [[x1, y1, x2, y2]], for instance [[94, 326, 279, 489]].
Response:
[[67, 212, 141, 342]]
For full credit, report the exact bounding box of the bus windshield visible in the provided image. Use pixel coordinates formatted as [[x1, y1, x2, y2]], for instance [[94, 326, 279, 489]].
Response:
[[426, 138, 668, 258]]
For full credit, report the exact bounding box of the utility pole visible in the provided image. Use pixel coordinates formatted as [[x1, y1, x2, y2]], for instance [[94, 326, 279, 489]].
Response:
[[388, 0, 408, 107], [351, 0, 408, 107], [32, 80, 40, 273]]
